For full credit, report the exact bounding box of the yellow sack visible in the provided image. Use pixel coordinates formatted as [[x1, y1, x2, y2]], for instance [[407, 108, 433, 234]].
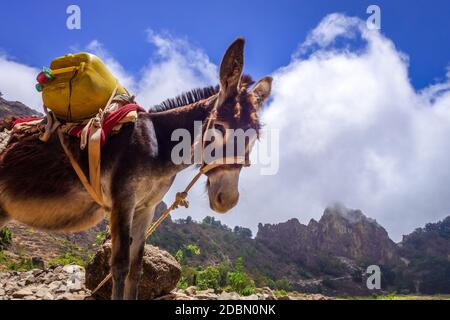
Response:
[[40, 53, 128, 121]]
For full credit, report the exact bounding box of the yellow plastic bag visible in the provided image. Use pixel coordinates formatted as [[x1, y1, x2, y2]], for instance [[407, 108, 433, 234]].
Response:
[[41, 53, 128, 121]]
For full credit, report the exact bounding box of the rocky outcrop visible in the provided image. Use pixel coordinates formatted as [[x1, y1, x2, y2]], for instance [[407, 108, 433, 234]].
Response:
[[0, 93, 39, 119], [85, 242, 182, 300], [257, 204, 399, 268]]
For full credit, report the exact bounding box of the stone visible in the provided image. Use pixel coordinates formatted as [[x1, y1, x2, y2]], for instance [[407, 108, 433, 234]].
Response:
[[48, 281, 62, 291], [12, 288, 34, 298], [32, 269, 44, 277], [277, 295, 292, 300], [53, 266, 63, 274], [35, 288, 49, 298], [85, 242, 181, 300], [261, 287, 276, 300], [55, 285, 67, 293], [25, 276, 36, 285], [184, 286, 197, 296], [242, 294, 259, 300], [218, 292, 240, 300], [43, 292, 54, 300], [63, 265, 84, 275], [59, 293, 85, 300]]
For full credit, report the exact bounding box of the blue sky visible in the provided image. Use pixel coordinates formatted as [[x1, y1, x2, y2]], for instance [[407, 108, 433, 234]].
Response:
[[1, 0, 449, 89]]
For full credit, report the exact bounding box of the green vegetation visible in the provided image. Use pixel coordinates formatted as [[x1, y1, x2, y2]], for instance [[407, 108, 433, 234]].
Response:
[[233, 226, 252, 239], [226, 257, 255, 296], [196, 267, 220, 291], [48, 251, 85, 267], [48, 241, 87, 267], [92, 230, 107, 247], [348, 293, 450, 300], [0, 251, 39, 272], [0, 227, 12, 250], [175, 243, 258, 296]]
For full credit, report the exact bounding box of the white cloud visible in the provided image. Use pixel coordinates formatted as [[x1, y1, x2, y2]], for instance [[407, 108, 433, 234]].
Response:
[[86, 40, 137, 92], [0, 53, 41, 110], [135, 30, 217, 107], [228, 13, 450, 241]]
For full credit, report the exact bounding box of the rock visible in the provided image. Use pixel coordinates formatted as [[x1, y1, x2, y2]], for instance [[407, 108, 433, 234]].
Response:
[[31, 257, 46, 270], [42, 292, 54, 300], [184, 286, 197, 296], [12, 288, 33, 298], [197, 288, 215, 294], [218, 292, 240, 300], [241, 294, 259, 300], [48, 281, 62, 291], [25, 276, 36, 285], [57, 293, 84, 301], [35, 288, 49, 298], [32, 269, 44, 277], [53, 266, 63, 274], [260, 287, 276, 300], [85, 242, 181, 300], [55, 285, 67, 293], [63, 265, 84, 274]]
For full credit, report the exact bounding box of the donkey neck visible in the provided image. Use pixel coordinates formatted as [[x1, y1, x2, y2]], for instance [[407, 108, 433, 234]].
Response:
[[149, 97, 216, 165]]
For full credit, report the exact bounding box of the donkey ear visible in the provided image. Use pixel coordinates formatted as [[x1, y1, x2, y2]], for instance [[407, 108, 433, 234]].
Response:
[[251, 76, 273, 110], [218, 38, 245, 101]]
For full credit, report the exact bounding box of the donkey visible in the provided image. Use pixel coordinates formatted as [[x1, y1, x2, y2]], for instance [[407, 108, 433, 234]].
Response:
[[0, 38, 272, 300]]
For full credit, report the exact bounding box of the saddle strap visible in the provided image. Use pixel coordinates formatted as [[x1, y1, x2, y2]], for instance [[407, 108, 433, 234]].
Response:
[[57, 128, 105, 207]]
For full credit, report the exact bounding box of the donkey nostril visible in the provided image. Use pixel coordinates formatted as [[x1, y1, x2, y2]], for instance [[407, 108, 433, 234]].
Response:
[[217, 193, 224, 205]]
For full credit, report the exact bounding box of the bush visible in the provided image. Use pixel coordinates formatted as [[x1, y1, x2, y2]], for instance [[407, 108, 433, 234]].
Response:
[[226, 258, 255, 296], [93, 230, 107, 247], [218, 261, 232, 287], [177, 266, 198, 289], [0, 251, 38, 272], [48, 250, 85, 267], [196, 267, 220, 291], [0, 227, 12, 250], [274, 278, 293, 291]]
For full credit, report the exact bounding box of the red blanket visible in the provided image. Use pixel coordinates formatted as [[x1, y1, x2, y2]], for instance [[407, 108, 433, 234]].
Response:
[[12, 103, 146, 146]]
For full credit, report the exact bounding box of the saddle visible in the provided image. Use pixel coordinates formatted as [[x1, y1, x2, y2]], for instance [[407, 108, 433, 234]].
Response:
[[0, 92, 145, 208]]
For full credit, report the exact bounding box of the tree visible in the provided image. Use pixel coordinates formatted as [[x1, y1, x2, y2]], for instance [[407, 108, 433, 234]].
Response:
[[196, 267, 220, 291], [226, 257, 255, 296], [233, 226, 253, 239]]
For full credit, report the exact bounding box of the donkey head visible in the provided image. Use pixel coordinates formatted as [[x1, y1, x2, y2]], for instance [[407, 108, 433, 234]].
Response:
[[205, 38, 272, 213]]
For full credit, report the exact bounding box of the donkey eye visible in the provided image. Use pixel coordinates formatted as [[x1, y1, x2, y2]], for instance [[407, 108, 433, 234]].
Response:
[[214, 124, 226, 136]]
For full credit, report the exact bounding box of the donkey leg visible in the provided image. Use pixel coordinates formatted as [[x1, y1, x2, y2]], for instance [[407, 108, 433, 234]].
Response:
[[124, 205, 155, 300], [0, 216, 9, 230], [0, 206, 10, 230], [110, 200, 134, 300]]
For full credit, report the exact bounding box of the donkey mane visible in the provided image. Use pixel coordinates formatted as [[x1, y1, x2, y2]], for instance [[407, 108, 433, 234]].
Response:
[[149, 85, 220, 113], [148, 75, 255, 113]]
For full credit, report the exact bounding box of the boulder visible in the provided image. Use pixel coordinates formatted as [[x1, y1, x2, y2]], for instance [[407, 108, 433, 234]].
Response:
[[85, 242, 181, 300]]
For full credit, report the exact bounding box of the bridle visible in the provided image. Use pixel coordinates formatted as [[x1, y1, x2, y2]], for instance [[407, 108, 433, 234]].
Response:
[[198, 106, 255, 175]]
